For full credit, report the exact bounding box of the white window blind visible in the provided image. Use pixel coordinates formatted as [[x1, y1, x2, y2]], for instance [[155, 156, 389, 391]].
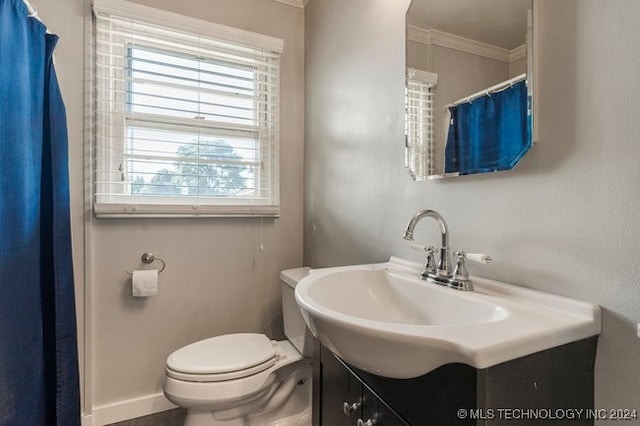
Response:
[[406, 69, 438, 179], [92, 0, 282, 217]]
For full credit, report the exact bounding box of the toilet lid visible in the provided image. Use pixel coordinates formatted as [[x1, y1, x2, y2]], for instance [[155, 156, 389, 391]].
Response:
[[166, 333, 276, 376]]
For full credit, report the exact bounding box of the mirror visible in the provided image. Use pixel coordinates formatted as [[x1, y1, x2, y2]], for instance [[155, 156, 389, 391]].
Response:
[[405, 0, 535, 180]]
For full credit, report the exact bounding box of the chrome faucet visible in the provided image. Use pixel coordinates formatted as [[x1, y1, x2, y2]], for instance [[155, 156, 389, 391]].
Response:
[[403, 209, 453, 280], [403, 209, 477, 291]]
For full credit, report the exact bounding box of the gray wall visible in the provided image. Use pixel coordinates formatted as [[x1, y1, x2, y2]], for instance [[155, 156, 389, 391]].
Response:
[[510, 55, 527, 77], [38, 0, 304, 417], [304, 0, 640, 419], [89, 0, 304, 409]]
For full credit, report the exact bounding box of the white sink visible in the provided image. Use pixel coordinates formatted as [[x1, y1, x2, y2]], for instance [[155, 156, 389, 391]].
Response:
[[295, 257, 601, 379]]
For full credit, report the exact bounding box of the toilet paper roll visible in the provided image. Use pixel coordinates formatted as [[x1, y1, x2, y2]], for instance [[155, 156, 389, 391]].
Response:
[[132, 269, 158, 297]]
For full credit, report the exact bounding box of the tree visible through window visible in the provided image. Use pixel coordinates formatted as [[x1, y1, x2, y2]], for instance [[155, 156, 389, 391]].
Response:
[[130, 138, 250, 196]]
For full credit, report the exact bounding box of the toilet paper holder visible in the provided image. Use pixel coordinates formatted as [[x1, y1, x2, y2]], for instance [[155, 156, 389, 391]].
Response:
[[126, 252, 166, 275]]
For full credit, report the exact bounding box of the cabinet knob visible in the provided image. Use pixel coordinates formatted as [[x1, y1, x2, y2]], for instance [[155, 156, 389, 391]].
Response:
[[342, 401, 360, 416], [357, 419, 375, 426]]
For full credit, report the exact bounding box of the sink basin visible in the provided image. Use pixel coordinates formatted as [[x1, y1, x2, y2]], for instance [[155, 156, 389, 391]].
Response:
[[305, 268, 507, 326], [295, 257, 601, 379]]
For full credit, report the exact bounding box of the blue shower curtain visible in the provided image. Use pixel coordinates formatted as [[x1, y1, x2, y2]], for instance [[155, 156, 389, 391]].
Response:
[[444, 80, 530, 175], [0, 0, 80, 425]]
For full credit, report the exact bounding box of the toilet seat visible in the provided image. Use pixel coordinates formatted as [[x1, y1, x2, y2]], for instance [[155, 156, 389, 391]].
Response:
[[164, 339, 305, 411], [166, 333, 278, 383]]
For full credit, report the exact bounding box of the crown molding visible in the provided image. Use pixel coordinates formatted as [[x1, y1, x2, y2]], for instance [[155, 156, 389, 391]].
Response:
[[510, 44, 526, 62], [408, 26, 524, 63], [407, 25, 432, 45], [431, 30, 512, 62], [268, 0, 305, 8]]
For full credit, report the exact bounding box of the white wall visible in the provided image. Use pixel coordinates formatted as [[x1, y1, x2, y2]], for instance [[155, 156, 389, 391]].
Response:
[[37, 0, 304, 422], [305, 0, 640, 421]]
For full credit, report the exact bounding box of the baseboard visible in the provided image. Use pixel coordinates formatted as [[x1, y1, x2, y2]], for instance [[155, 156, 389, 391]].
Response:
[[82, 413, 93, 426], [84, 392, 177, 426]]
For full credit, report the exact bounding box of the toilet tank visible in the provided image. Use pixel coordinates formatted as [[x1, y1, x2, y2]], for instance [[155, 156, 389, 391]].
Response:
[[280, 267, 313, 357]]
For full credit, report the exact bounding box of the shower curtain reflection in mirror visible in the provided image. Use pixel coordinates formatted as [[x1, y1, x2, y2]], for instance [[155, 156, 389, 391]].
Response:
[[445, 79, 531, 175], [0, 0, 80, 424]]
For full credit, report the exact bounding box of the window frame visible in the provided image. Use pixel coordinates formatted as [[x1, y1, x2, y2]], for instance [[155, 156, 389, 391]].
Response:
[[92, 0, 283, 218]]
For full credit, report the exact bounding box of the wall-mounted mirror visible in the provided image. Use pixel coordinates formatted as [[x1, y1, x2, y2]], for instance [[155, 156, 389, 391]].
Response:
[[405, 0, 535, 180]]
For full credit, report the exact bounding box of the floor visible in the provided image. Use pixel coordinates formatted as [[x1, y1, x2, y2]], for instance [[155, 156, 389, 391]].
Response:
[[107, 408, 186, 426]]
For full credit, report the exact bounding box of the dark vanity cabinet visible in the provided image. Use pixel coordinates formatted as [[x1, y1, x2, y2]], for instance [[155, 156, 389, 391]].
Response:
[[315, 338, 598, 426], [320, 344, 408, 426], [321, 348, 407, 426]]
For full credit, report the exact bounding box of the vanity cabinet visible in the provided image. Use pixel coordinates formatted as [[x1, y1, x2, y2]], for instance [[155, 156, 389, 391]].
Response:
[[320, 344, 408, 426], [316, 338, 597, 426]]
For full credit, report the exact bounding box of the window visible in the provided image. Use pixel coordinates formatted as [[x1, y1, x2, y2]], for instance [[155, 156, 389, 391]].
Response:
[[93, 0, 282, 217], [405, 69, 438, 179]]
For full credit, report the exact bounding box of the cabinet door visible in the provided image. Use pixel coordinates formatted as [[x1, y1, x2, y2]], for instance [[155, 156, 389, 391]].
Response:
[[376, 398, 408, 426], [321, 348, 362, 426], [359, 387, 378, 426], [360, 387, 408, 426], [320, 346, 409, 426]]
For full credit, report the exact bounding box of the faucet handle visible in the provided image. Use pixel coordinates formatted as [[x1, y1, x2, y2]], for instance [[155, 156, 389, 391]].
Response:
[[453, 251, 470, 280], [410, 243, 433, 252], [450, 251, 472, 291], [465, 253, 493, 264], [410, 244, 437, 278], [449, 251, 492, 291]]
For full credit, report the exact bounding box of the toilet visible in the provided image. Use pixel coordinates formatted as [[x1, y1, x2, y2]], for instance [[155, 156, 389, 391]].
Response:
[[163, 267, 312, 426]]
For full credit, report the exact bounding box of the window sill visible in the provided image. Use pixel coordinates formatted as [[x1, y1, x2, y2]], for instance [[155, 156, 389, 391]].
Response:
[[94, 203, 279, 218]]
